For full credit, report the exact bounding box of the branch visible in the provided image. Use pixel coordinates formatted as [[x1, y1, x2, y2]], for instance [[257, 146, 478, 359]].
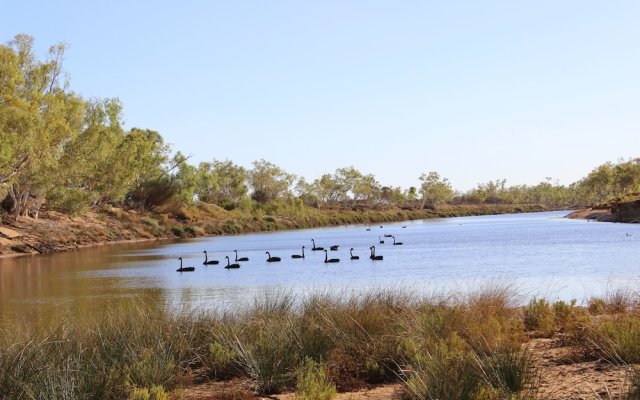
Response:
[[0, 155, 29, 185]]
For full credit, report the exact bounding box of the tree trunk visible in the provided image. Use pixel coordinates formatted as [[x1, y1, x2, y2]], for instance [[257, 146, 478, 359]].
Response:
[[3, 183, 44, 220]]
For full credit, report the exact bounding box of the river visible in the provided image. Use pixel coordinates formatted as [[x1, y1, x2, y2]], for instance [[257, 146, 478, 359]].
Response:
[[1, 211, 639, 325]]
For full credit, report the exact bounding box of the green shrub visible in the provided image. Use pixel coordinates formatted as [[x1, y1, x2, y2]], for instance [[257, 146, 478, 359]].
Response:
[[48, 187, 96, 215], [523, 298, 554, 336], [207, 340, 238, 379], [586, 315, 640, 363], [296, 357, 336, 400], [170, 226, 185, 237], [184, 225, 197, 236], [404, 334, 481, 400], [129, 385, 168, 400], [480, 346, 535, 394], [221, 315, 299, 394]]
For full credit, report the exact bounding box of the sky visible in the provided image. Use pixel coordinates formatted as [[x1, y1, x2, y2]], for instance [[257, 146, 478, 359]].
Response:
[[1, 1, 639, 191]]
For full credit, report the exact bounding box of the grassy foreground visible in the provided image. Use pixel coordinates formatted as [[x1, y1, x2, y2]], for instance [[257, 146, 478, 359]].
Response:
[[3, 286, 640, 400]]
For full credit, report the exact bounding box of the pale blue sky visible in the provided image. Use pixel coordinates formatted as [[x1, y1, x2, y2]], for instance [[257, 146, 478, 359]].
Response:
[[2, 1, 639, 190]]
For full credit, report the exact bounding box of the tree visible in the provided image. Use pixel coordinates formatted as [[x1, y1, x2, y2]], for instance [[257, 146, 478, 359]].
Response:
[[334, 166, 362, 203], [312, 174, 340, 205], [50, 98, 126, 210], [352, 174, 381, 206], [419, 171, 454, 209], [0, 35, 84, 218], [295, 177, 320, 207], [248, 159, 295, 203], [194, 162, 219, 203]]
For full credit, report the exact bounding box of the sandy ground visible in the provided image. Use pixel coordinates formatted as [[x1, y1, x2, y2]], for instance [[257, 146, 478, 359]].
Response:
[[179, 337, 637, 400]]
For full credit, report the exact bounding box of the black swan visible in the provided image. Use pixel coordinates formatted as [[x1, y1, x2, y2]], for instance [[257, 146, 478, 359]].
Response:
[[324, 249, 340, 263], [225, 256, 240, 269], [234, 250, 249, 262], [392, 236, 403, 245], [379, 236, 384, 244], [330, 245, 339, 251], [350, 248, 359, 260], [177, 257, 195, 272], [265, 251, 281, 262], [369, 246, 383, 261], [202, 250, 219, 265], [311, 239, 324, 251], [292, 246, 305, 259]]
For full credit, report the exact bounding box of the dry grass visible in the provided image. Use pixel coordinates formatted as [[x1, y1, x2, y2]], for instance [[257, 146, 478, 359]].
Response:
[[4, 286, 640, 399]]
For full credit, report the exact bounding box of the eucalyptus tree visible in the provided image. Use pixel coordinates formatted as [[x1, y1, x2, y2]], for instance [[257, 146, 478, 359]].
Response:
[[194, 162, 219, 203], [352, 174, 381, 206], [312, 174, 340, 205], [50, 98, 126, 210], [0, 35, 84, 218], [295, 177, 320, 207], [614, 158, 640, 195], [211, 159, 249, 207], [419, 171, 454, 209], [248, 159, 296, 203]]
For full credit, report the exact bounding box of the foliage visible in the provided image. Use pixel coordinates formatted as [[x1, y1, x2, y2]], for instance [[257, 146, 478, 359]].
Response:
[[419, 171, 454, 208], [523, 298, 555, 336], [583, 314, 640, 364], [295, 357, 336, 400], [249, 159, 295, 204]]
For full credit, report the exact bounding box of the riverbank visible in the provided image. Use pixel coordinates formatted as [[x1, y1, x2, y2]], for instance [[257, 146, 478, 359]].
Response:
[[567, 194, 640, 223], [2, 287, 639, 400], [0, 203, 547, 257]]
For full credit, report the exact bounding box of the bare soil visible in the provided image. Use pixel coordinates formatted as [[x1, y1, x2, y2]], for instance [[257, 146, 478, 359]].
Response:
[[179, 337, 637, 400]]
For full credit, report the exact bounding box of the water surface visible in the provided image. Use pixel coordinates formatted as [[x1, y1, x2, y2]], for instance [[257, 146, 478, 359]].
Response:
[[1, 211, 639, 325]]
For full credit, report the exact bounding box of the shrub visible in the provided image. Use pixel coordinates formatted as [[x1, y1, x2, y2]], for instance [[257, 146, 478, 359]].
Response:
[[129, 385, 169, 400], [479, 346, 535, 394], [523, 298, 554, 336], [48, 187, 96, 215], [588, 289, 636, 315], [171, 226, 185, 237], [295, 357, 336, 400], [220, 310, 299, 394], [585, 315, 640, 363], [403, 334, 480, 400]]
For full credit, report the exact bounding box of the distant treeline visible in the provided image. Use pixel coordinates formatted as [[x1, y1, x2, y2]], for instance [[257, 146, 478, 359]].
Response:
[[1, 35, 639, 220]]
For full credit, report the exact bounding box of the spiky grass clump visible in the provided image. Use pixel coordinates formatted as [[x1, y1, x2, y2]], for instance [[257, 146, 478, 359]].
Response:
[[583, 314, 640, 364], [0, 285, 541, 399]]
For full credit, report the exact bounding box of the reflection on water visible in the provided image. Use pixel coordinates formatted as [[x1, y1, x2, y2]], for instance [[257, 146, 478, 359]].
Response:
[[2, 211, 640, 327]]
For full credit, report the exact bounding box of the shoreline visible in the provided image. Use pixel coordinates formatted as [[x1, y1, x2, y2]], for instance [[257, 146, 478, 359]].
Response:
[[0, 204, 549, 259], [567, 195, 640, 223]]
